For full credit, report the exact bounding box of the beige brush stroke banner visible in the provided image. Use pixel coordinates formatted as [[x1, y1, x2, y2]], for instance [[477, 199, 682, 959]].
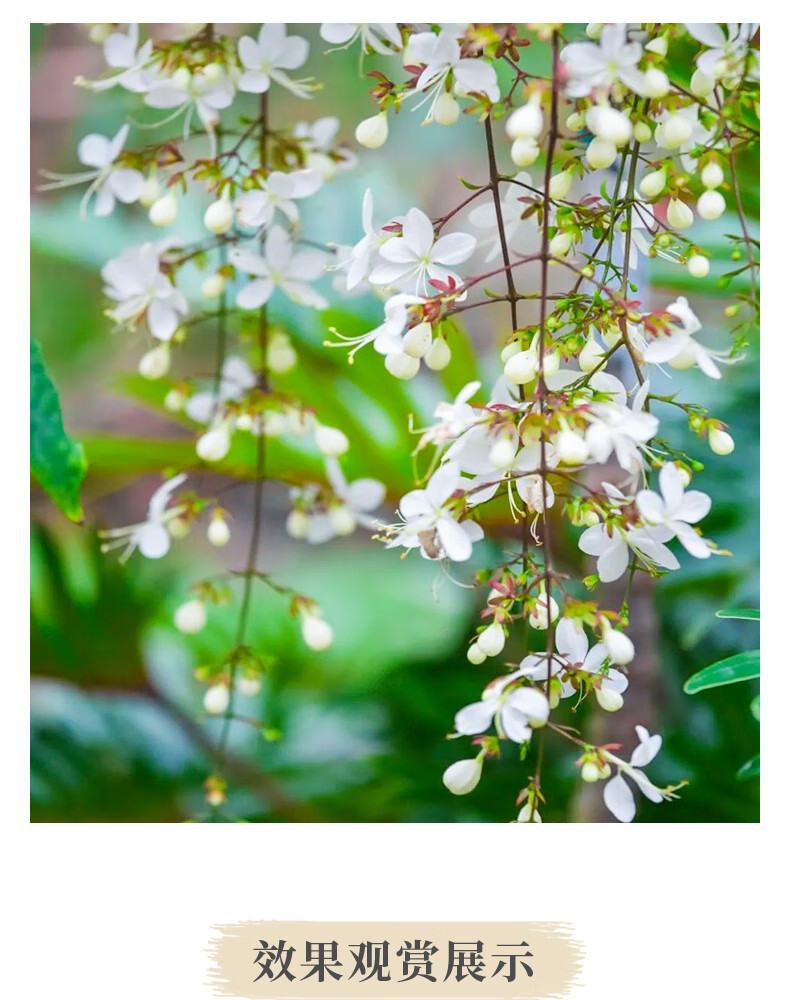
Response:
[[207, 922, 583, 1000]]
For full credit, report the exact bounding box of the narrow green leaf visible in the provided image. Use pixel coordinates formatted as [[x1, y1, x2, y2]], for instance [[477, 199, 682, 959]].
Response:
[[30, 340, 87, 522], [715, 608, 760, 621], [736, 754, 760, 780], [684, 649, 760, 694]]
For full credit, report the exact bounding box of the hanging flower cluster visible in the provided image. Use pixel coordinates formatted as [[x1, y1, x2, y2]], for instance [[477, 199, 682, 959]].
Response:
[[323, 21, 758, 822]]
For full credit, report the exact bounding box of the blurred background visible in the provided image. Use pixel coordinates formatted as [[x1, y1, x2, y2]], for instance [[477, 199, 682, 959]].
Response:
[[31, 24, 759, 822]]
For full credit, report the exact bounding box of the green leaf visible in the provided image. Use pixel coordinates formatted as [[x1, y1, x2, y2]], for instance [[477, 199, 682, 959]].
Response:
[[737, 754, 760, 780], [751, 694, 760, 721], [715, 608, 760, 621], [30, 340, 87, 522], [684, 649, 760, 694]]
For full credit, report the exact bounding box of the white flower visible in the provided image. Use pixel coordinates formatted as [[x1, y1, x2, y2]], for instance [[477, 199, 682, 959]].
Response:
[[235, 169, 323, 230], [145, 66, 235, 135], [101, 242, 187, 340], [578, 502, 679, 582], [685, 23, 759, 83], [560, 23, 645, 97], [292, 116, 357, 174], [653, 105, 717, 170], [585, 379, 658, 475], [419, 381, 482, 448], [636, 463, 713, 560], [185, 356, 256, 424], [237, 23, 311, 97], [231, 226, 328, 310], [320, 23, 402, 55], [346, 189, 388, 290], [325, 457, 386, 533], [467, 173, 540, 263], [39, 123, 143, 218], [325, 292, 424, 361], [455, 677, 550, 744], [369, 207, 476, 296], [642, 296, 729, 379], [78, 23, 155, 93], [602, 725, 670, 822], [407, 29, 500, 120], [99, 473, 187, 561], [386, 462, 483, 562]]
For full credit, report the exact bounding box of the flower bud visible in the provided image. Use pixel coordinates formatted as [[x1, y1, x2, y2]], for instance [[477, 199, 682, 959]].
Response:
[[549, 231, 573, 258], [587, 105, 632, 146], [639, 167, 666, 199], [549, 171, 573, 200], [555, 429, 589, 465], [402, 321, 433, 358], [642, 67, 670, 98], [582, 509, 600, 527], [687, 255, 710, 278], [677, 465, 692, 488], [424, 337, 451, 371], [690, 68, 716, 97], [201, 273, 226, 298], [139, 174, 161, 207], [504, 348, 538, 384], [203, 196, 233, 235], [262, 411, 286, 436], [633, 121, 652, 144], [433, 92, 460, 126], [602, 623, 635, 665], [138, 343, 171, 380], [566, 111, 585, 132], [709, 427, 735, 455], [697, 189, 725, 221], [645, 34, 669, 56], [585, 137, 618, 170], [266, 332, 298, 374], [528, 592, 559, 630], [385, 351, 420, 379], [489, 434, 518, 471], [315, 425, 349, 457], [667, 198, 694, 229], [579, 333, 607, 373], [174, 598, 207, 634], [477, 622, 506, 657], [701, 162, 724, 189], [542, 351, 560, 377], [581, 761, 601, 783], [171, 66, 192, 90], [355, 112, 388, 149], [148, 191, 178, 227], [286, 509, 310, 539], [586, 23, 603, 39], [329, 505, 356, 536], [204, 683, 230, 716], [595, 686, 624, 712], [516, 804, 542, 822], [442, 757, 483, 795], [301, 613, 334, 651], [601, 322, 622, 349], [506, 97, 543, 140], [168, 515, 191, 539], [164, 387, 186, 412], [510, 137, 540, 167], [467, 642, 486, 665], [500, 341, 521, 363], [658, 113, 693, 150], [236, 675, 262, 698], [207, 514, 230, 547], [197, 425, 231, 462]]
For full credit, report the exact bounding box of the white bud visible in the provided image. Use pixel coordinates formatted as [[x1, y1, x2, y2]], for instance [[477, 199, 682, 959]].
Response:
[[355, 112, 388, 149], [633, 121, 652, 144], [595, 687, 624, 712], [138, 343, 170, 380], [168, 516, 190, 539], [677, 465, 692, 488], [587, 104, 632, 146], [516, 804, 542, 822], [148, 192, 178, 227], [315, 425, 349, 457], [701, 162, 725, 189], [556, 429, 589, 465], [586, 23, 603, 39], [602, 624, 635, 665], [424, 337, 451, 371], [506, 97, 543, 139], [639, 167, 666, 199], [601, 322, 622, 349], [697, 189, 726, 221], [203, 197, 234, 235], [581, 761, 601, 783], [139, 174, 161, 207], [266, 333, 297, 374], [642, 67, 670, 98], [433, 92, 460, 126], [207, 515, 230, 547], [442, 757, 483, 795], [566, 111, 585, 132], [659, 113, 693, 150], [489, 435, 518, 471], [466, 642, 487, 665], [196, 425, 231, 462], [286, 509, 310, 539], [709, 427, 735, 455], [528, 593, 559, 630], [585, 137, 618, 170], [171, 66, 191, 90], [687, 255, 710, 278], [301, 614, 334, 651], [690, 68, 716, 97], [204, 683, 230, 716], [385, 351, 420, 380], [477, 622, 506, 657], [510, 137, 540, 167], [645, 35, 668, 57], [579, 334, 607, 373], [262, 411, 286, 436], [542, 351, 560, 377], [174, 598, 207, 634], [549, 171, 572, 200], [164, 387, 185, 412], [201, 273, 226, 298], [236, 676, 262, 698], [402, 321, 433, 358], [504, 348, 538, 384], [500, 341, 521, 363], [582, 509, 600, 527], [329, 505, 356, 536], [667, 198, 694, 229], [549, 231, 573, 257]]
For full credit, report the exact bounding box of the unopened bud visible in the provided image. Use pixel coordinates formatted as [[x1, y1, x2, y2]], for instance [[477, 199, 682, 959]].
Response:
[[467, 642, 487, 665], [174, 598, 207, 634], [201, 273, 226, 298], [148, 191, 178, 227], [204, 683, 230, 715], [355, 112, 388, 149], [595, 686, 624, 712], [477, 622, 506, 657], [709, 427, 734, 455], [667, 198, 694, 230], [424, 337, 451, 371], [701, 162, 725, 189], [139, 343, 171, 379], [585, 137, 618, 170], [510, 137, 540, 167], [442, 757, 483, 795], [697, 189, 725, 220], [639, 167, 667, 199], [203, 196, 233, 234], [385, 351, 420, 380], [433, 92, 460, 126], [402, 321, 433, 358], [301, 613, 334, 651], [207, 514, 230, 547], [196, 425, 231, 462]]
